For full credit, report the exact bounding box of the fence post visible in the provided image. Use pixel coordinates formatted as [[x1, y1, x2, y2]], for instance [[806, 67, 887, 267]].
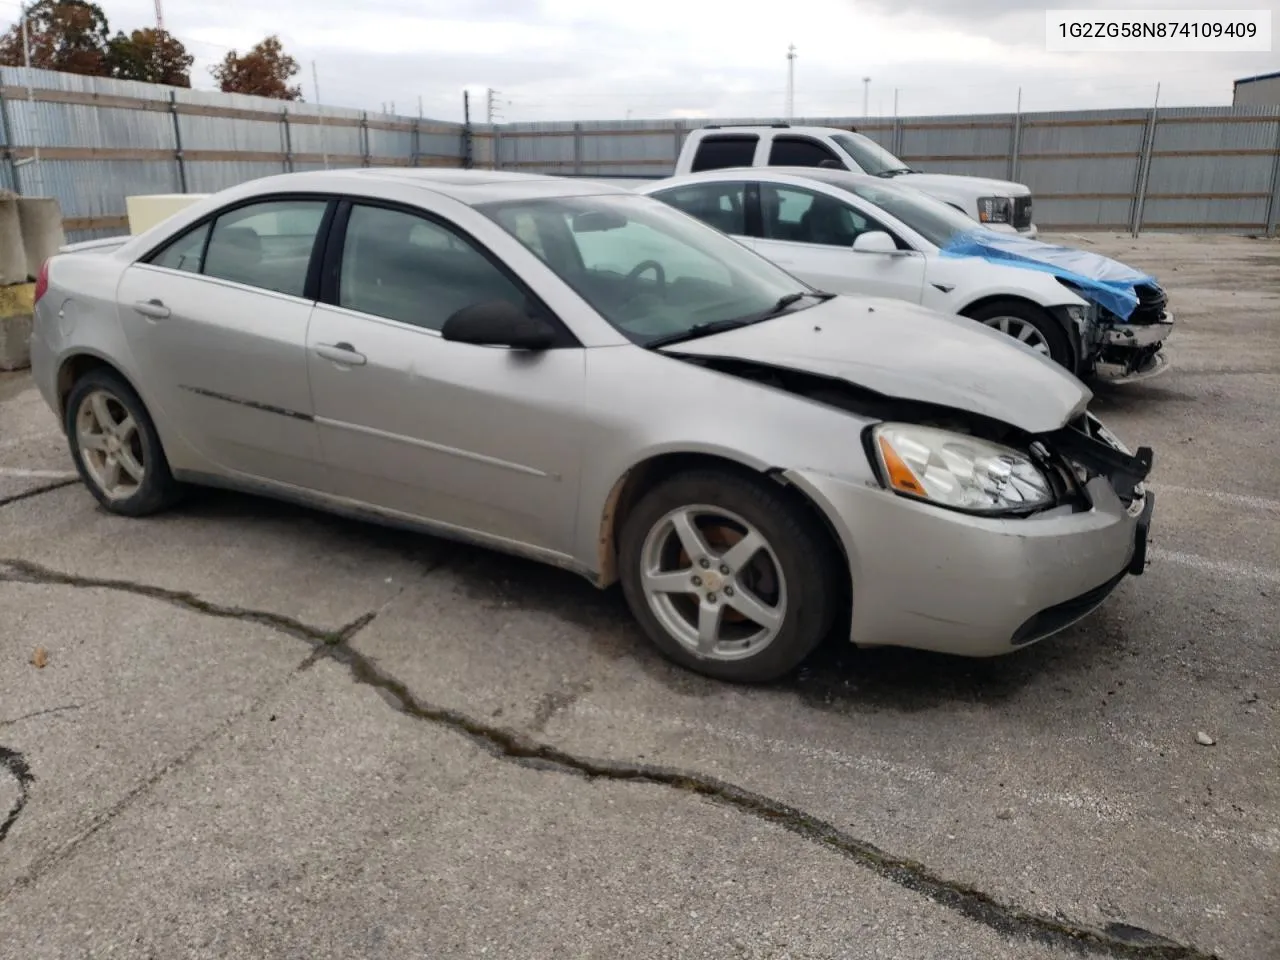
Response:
[[892, 117, 903, 159], [0, 83, 18, 195], [672, 120, 684, 171], [492, 126, 502, 170], [1265, 117, 1280, 238], [1008, 111, 1022, 182], [168, 90, 187, 193], [360, 112, 371, 167], [573, 122, 582, 175], [281, 109, 293, 173], [1130, 105, 1159, 237]]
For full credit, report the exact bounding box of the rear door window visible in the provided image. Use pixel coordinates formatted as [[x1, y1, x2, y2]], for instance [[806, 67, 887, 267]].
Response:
[[768, 136, 844, 168], [690, 135, 758, 172], [652, 182, 748, 235]]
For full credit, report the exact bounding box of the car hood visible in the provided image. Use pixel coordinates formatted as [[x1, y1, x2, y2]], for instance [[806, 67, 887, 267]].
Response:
[[899, 172, 1031, 198], [659, 296, 1091, 434]]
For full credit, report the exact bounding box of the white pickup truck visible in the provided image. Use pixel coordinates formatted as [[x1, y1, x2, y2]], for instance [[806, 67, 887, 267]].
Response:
[[673, 124, 1038, 238]]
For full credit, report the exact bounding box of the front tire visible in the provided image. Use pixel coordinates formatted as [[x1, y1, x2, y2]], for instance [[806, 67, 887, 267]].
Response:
[[618, 469, 842, 683], [65, 368, 182, 517], [962, 299, 1074, 371]]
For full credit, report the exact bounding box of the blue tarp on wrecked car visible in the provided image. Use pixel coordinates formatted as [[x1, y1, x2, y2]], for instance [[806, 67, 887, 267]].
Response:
[[939, 230, 1157, 321]]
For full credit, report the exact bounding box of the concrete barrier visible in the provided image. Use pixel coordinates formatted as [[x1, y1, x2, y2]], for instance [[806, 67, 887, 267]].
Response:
[[0, 281, 34, 371], [0, 196, 66, 285]]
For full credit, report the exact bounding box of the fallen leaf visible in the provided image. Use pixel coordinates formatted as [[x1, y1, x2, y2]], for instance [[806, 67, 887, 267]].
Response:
[[30, 647, 48, 668]]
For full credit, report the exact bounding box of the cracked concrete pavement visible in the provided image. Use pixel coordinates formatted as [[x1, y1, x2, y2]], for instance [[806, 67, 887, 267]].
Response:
[[0, 232, 1277, 959]]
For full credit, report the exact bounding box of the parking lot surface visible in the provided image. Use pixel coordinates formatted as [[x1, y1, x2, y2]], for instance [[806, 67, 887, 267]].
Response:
[[1, 232, 1276, 959]]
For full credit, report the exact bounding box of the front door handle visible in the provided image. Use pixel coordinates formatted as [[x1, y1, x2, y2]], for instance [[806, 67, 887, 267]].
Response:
[[133, 298, 170, 319], [314, 342, 367, 366]]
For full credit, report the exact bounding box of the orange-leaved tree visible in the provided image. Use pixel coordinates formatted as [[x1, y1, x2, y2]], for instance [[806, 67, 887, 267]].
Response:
[[210, 35, 302, 100], [0, 0, 111, 76], [106, 27, 193, 86]]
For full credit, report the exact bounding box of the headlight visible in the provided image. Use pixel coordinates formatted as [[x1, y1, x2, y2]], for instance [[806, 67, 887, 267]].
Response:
[[871, 423, 1054, 514], [977, 196, 1013, 224]]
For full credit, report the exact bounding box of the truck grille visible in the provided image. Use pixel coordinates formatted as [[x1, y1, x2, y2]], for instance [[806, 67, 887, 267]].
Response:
[[1013, 196, 1033, 230]]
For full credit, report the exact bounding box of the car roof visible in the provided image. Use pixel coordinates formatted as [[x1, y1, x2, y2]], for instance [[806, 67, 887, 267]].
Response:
[[237, 168, 635, 206], [646, 166, 884, 192]]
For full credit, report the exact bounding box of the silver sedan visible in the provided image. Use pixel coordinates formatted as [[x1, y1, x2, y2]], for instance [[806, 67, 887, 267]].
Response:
[[30, 170, 1156, 682]]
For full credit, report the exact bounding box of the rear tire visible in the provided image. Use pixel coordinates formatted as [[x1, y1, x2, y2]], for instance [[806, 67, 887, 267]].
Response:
[[65, 368, 182, 517], [962, 299, 1074, 371], [618, 468, 842, 683]]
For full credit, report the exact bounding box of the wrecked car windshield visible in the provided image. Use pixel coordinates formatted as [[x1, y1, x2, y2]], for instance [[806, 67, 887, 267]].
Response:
[[479, 193, 812, 346], [831, 133, 912, 177], [843, 180, 989, 248]]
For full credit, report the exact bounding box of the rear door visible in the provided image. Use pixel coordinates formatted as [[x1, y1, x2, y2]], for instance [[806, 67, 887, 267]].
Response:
[[115, 196, 333, 486], [305, 199, 587, 557], [753, 182, 925, 302]]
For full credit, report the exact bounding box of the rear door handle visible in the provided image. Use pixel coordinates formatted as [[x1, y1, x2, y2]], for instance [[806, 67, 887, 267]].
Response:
[[133, 298, 170, 319], [314, 342, 367, 366]]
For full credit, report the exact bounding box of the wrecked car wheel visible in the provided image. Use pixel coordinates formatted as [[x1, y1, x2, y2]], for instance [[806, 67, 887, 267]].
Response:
[[962, 299, 1073, 370], [619, 468, 841, 683], [65, 368, 182, 517]]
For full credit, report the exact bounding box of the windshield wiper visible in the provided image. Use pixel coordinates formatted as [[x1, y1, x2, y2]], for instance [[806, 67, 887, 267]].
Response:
[[645, 292, 829, 349]]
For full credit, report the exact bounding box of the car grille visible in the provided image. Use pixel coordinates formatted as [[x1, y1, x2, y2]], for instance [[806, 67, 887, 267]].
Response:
[[1013, 196, 1033, 230]]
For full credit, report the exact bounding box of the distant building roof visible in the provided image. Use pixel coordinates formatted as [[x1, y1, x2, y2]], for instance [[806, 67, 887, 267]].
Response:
[[1235, 71, 1280, 88]]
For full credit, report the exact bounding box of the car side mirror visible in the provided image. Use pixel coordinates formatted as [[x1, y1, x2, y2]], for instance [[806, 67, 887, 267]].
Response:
[[440, 300, 557, 351], [851, 231, 900, 254]]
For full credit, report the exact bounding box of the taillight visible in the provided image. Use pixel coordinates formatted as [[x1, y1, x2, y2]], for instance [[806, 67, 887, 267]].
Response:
[[33, 259, 49, 305]]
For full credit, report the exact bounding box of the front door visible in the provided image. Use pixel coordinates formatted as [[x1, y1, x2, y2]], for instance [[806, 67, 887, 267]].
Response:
[[306, 201, 587, 557], [753, 183, 926, 302], [115, 196, 332, 486]]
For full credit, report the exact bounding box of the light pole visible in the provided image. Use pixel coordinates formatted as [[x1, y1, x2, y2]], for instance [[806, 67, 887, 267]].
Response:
[[785, 44, 797, 120], [862, 77, 871, 117]]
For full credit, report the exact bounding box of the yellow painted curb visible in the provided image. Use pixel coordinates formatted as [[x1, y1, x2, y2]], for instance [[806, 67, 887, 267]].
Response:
[[0, 282, 35, 318]]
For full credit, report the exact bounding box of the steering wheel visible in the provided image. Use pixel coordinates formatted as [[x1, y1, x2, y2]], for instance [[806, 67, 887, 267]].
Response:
[[625, 259, 667, 299]]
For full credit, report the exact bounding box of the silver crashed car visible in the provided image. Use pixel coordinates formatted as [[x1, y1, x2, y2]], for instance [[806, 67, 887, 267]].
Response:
[[30, 170, 1155, 683]]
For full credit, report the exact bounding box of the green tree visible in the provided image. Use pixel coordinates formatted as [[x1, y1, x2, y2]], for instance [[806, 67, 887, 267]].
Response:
[[0, 0, 110, 76], [105, 28, 193, 86], [210, 35, 302, 100]]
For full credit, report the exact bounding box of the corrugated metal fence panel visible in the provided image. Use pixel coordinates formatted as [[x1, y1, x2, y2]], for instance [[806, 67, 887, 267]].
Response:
[[287, 119, 362, 159], [37, 159, 177, 218], [183, 160, 286, 194]]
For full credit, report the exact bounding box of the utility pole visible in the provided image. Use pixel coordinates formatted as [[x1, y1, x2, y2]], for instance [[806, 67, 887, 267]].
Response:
[[862, 77, 871, 117], [17, 3, 44, 196], [311, 61, 329, 169], [486, 88, 502, 123], [154, 0, 165, 30], [785, 44, 797, 120]]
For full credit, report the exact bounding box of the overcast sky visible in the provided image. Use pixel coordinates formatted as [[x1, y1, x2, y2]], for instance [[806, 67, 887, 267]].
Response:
[[5, 0, 1278, 121]]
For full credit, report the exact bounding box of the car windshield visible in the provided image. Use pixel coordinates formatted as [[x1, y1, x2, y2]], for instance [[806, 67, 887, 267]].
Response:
[[842, 180, 987, 248], [479, 193, 814, 346], [831, 133, 913, 177]]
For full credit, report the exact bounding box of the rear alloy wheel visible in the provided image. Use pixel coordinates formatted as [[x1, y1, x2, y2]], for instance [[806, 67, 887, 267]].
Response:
[[619, 469, 841, 683], [962, 299, 1073, 371], [65, 368, 181, 517]]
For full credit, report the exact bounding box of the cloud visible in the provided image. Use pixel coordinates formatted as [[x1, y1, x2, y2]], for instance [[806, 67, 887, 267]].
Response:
[[76, 0, 1280, 122]]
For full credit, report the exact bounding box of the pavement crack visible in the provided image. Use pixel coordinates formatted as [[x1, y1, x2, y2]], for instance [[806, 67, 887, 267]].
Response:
[[319, 641, 1217, 960], [0, 479, 78, 509], [0, 558, 375, 647], [0, 746, 34, 844], [0, 704, 82, 730]]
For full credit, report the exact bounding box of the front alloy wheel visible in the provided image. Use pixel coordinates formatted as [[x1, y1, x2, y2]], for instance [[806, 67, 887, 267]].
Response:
[[619, 469, 841, 683]]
